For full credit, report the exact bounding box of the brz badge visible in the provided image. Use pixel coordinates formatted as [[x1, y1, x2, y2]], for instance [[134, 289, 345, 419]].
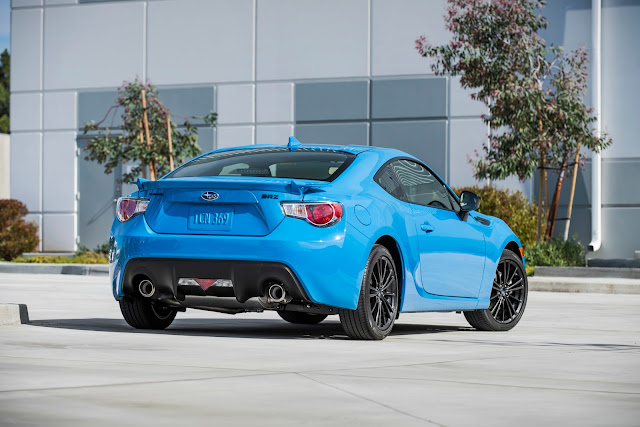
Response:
[[201, 191, 219, 201]]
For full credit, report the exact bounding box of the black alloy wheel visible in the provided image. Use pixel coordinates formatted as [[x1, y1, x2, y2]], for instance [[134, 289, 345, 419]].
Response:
[[339, 245, 399, 340], [464, 249, 528, 331]]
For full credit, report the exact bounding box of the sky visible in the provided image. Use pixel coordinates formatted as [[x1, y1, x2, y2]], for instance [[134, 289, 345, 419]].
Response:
[[0, 0, 9, 53]]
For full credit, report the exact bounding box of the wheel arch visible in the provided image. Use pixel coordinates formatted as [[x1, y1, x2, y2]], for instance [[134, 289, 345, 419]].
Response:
[[504, 240, 525, 267], [374, 234, 404, 316]]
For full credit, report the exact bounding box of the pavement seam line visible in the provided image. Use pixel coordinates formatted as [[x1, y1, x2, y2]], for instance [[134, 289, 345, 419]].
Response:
[[308, 372, 640, 396], [0, 371, 287, 394], [0, 354, 291, 374], [296, 372, 447, 427]]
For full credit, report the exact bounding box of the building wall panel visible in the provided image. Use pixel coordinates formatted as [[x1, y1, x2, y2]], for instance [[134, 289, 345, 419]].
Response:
[[371, 78, 447, 119], [295, 81, 369, 122], [10, 133, 42, 212], [43, 131, 77, 212], [10, 93, 42, 132], [43, 213, 76, 251], [371, 120, 447, 178], [256, 124, 293, 145], [148, 0, 254, 84], [371, 0, 447, 76], [217, 84, 255, 125], [295, 122, 369, 146], [44, 3, 144, 90], [257, 0, 369, 80], [44, 91, 77, 131], [10, 8, 42, 92], [256, 83, 293, 123]]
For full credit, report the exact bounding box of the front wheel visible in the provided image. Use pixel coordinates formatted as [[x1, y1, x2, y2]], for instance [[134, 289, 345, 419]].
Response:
[[464, 249, 528, 331], [339, 245, 399, 340], [119, 297, 177, 329]]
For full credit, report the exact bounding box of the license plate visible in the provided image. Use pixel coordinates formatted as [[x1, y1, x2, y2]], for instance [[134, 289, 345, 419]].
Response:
[[188, 207, 234, 231]]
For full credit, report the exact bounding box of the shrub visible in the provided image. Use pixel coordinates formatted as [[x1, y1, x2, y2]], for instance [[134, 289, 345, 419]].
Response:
[[524, 237, 586, 267], [0, 199, 39, 261], [12, 252, 108, 264], [452, 185, 539, 248]]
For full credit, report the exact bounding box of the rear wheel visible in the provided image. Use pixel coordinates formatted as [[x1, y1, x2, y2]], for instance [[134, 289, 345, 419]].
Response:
[[119, 297, 177, 329], [339, 245, 399, 340], [464, 249, 528, 331], [277, 311, 327, 325]]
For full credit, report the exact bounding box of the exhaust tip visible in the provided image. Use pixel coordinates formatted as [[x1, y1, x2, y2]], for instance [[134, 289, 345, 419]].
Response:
[[139, 279, 155, 298], [267, 283, 289, 304]]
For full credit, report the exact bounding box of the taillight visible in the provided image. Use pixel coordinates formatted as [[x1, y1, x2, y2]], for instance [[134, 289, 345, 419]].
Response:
[[116, 197, 149, 222], [281, 202, 343, 227]]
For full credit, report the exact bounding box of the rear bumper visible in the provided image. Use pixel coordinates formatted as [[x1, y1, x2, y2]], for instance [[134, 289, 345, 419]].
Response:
[[121, 258, 309, 303], [109, 213, 370, 310]]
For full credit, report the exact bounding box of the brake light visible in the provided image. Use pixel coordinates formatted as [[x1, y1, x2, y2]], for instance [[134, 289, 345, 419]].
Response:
[[116, 197, 149, 222], [281, 202, 343, 227]]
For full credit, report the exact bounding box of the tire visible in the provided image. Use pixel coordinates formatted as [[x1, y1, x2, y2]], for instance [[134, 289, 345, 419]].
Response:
[[464, 249, 528, 331], [277, 311, 328, 325], [339, 244, 399, 340], [119, 296, 177, 330]]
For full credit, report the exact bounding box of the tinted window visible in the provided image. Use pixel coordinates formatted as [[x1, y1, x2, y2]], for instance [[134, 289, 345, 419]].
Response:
[[169, 148, 354, 182], [389, 159, 453, 210], [375, 165, 406, 200]]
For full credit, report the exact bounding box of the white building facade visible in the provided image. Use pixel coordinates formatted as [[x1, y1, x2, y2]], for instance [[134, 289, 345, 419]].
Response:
[[9, 0, 640, 259]]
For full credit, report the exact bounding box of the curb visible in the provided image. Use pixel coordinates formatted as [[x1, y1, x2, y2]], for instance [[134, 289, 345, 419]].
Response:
[[0, 262, 108, 276], [535, 266, 640, 280], [529, 276, 640, 295], [0, 304, 30, 326]]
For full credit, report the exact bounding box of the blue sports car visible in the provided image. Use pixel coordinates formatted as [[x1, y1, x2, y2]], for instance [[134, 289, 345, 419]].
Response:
[[110, 137, 528, 340]]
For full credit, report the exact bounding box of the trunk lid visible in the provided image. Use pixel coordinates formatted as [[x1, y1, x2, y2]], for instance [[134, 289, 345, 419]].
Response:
[[139, 177, 327, 236]]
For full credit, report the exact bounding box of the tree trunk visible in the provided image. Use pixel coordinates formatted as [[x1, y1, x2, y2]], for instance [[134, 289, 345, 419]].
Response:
[[139, 121, 147, 179], [141, 89, 155, 180], [537, 164, 543, 241], [563, 141, 582, 241], [546, 150, 570, 240], [166, 114, 174, 171]]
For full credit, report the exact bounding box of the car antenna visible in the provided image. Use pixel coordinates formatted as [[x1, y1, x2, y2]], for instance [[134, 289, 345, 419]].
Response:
[[287, 136, 301, 151]]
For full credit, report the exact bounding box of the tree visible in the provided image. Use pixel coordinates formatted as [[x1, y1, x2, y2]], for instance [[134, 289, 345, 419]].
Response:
[[0, 49, 10, 134], [416, 0, 611, 241], [83, 79, 216, 183]]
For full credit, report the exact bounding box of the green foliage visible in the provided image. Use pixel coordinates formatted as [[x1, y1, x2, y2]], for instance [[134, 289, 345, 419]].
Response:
[[76, 242, 109, 255], [83, 78, 217, 183], [0, 199, 39, 261], [12, 252, 108, 264], [417, 0, 611, 181], [0, 49, 9, 134], [524, 237, 586, 267], [453, 185, 539, 248]]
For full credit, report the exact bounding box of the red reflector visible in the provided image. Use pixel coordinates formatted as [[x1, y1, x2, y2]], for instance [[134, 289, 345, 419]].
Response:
[[306, 204, 334, 225], [194, 279, 217, 290]]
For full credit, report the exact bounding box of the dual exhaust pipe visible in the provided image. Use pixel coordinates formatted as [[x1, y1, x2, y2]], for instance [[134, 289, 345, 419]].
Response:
[[267, 283, 290, 304], [139, 278, 290, 304], [139, 279, 156, 298]]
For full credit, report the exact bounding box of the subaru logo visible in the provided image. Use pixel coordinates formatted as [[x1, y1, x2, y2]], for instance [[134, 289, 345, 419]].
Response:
[[201, 191, 219, 201]]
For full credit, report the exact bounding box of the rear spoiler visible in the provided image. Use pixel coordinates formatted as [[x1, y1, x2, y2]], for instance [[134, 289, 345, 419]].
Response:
[[131, 177, 329, 196]]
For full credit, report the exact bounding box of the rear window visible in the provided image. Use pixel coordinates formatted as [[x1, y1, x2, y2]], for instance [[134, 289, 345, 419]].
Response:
[[168, 148, 355, 182]]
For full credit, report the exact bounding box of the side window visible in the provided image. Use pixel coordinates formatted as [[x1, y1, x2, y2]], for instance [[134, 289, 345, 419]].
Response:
[[389, 160, 453, 210], [375, 165, 406, 201]]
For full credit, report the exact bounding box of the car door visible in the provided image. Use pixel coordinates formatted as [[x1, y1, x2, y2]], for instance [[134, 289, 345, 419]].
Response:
[[388, 159, 486, 298]]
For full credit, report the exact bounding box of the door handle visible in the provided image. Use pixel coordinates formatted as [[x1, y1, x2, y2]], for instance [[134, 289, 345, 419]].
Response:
[[421, 223, 435, 233]]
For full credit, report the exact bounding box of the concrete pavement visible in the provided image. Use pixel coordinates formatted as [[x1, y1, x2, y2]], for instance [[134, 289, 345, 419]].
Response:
[[0, 273, 639, 426]]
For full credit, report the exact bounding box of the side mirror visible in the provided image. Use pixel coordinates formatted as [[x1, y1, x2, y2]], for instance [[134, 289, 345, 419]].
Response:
[[460, 191, 481, 212]]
